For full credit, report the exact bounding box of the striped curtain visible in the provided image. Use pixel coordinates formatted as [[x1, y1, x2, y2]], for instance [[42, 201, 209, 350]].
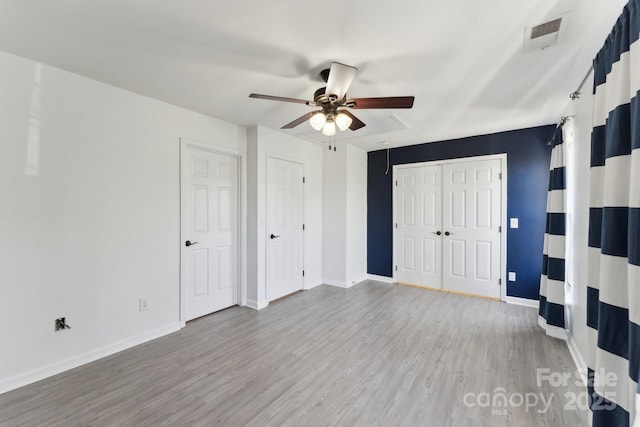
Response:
[[538, 125, 567, 339], [587, 0, 640, 425]]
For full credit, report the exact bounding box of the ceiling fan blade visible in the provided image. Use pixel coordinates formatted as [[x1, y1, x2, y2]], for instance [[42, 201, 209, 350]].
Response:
[[249, 93, 312, 105], [281, 111, 316, 129], [341, 110, 366, 131], [348, 96, 415, 109], [325, 62, 358, 102]]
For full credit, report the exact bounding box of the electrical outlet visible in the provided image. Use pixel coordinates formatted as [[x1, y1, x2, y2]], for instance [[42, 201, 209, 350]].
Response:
[[139, 298, 149, 312], [508, 272, 516, 282]]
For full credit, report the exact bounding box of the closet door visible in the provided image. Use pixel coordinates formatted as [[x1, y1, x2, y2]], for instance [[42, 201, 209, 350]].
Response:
[[396, 165, 443, 288], [442, 159, 501, 299]]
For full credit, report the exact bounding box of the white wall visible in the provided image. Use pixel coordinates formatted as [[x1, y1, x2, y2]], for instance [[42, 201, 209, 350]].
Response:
[[246, 126, 323, 309], [346, 145, 368, 286], [322, 147, 348, 286], [563, 73, 595, 372], [0, 50, 247, 393], [322, 144, 368, 287]]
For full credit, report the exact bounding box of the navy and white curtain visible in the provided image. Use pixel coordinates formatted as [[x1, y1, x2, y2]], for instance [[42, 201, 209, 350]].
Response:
[[539, 125, 567, 340], [587, 0, 639, 425]]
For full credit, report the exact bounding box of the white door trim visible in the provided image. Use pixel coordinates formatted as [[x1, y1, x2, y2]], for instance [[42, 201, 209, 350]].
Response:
[[179, 138, 243, 326], [392, 153, 508, 302], [265, 153, 305, 300]]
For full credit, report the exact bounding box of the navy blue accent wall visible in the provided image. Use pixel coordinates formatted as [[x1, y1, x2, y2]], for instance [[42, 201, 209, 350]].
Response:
[[367, 125, 555, 300]]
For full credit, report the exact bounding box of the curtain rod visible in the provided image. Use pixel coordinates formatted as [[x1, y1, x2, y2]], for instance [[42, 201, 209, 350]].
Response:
[[569, 66, 594, 100], [547, 116, 573, 146], [547, 65, 593, 146]]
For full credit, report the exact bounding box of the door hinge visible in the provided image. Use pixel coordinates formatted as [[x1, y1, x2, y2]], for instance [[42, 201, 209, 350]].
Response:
[[499, 278, 502, 285], [498, 172, 502, 180], [302, 270, 305, 277], [395, 265, 398, 271], [303, 176, 305, 183], [395, 180, 398, 187], [302, 224, 305, 230], [395, 223, 398, 229], [499, 226, 501, 233]]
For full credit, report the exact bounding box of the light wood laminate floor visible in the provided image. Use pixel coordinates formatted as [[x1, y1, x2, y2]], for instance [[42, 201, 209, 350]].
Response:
[[0, 281, 587, 426]]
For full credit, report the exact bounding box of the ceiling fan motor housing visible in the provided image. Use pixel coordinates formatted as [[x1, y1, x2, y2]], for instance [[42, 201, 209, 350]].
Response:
[[314, 87, 339, 104]]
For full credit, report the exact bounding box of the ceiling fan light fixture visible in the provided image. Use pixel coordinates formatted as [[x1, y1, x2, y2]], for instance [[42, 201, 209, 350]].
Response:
[[335, 112, 353, 131], [309, 112, 326, 131], [322, 120, 336, 136]]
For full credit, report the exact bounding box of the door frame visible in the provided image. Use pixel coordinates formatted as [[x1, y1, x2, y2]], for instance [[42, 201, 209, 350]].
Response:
[[265, 153, 305, 301], [179, 138, 243, 326], [392, 153, 508, 302]]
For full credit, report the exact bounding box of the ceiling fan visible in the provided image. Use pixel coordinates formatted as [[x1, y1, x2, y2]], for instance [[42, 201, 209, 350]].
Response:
[[249, 62, 415, 136]]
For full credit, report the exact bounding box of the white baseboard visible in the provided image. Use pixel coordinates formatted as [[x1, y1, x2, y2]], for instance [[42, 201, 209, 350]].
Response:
[[567, 334, 588, 387], [324, 279, 349, 288], [346, 276, 369, 287], [304, 280, 323, 291], [246, 298, 268, 310], [366, 274, 395, 284], [0, 322, 181, 395], [505, 296, 539, 308]]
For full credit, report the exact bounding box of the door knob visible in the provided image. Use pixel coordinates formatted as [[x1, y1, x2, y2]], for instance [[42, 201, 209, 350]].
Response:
[[432, 231, 442, 236], [270, 234, 280, 239], [185, 240, 199, 247], [444, 231, 453, 236]]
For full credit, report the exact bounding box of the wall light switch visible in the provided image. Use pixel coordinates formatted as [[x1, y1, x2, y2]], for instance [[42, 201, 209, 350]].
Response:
[[510, 218, 519, 229], [508, 272, 516, 282]]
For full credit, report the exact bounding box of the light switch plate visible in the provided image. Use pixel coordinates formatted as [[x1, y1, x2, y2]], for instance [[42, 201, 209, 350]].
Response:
[[510, 218, 519, 229], [508, 272, 516, 282]]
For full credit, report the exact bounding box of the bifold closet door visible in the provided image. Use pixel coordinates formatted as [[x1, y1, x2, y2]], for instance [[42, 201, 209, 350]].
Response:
[[396, 165, 443, 288], [441, 159, 501, 299]]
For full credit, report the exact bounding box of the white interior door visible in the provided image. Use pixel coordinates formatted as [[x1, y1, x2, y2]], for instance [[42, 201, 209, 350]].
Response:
[[396, 165, 443, 288], [266, 157, 304, 301], [442, 159, 501, 298], [182, 146, 238, 321]]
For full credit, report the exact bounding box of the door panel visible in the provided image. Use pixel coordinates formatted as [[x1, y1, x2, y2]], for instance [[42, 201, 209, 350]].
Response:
[[422, 238, 436, 273], [475, 241, 491, 280], [449, 239, 466, 278], [193, 249, 209, 296], [396, 165, 442, 288], [442, 159, 501, 298], [267, 157, 304, 301], [183, 148, 238, 320]]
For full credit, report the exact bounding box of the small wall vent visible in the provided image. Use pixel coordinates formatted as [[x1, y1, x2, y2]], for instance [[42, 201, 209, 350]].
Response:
[[524, 13, 569, 53]]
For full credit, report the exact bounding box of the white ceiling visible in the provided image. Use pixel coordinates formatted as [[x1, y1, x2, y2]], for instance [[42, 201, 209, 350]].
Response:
[[0, 0, 628, 151]]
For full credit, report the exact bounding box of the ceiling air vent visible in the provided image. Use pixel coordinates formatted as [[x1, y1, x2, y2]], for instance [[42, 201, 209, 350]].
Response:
[[531, 18, 562, 39], [523, 14, 569, 53]]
